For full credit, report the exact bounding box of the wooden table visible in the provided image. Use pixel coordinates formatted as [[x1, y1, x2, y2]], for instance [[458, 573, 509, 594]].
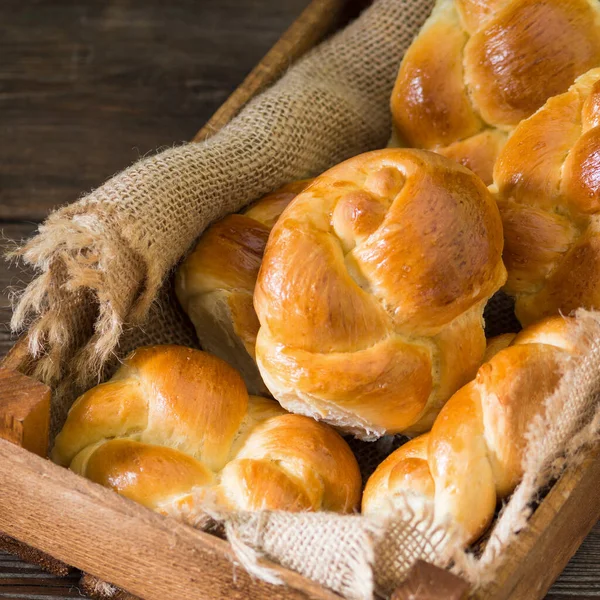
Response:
[[0, 1, 598, 598]]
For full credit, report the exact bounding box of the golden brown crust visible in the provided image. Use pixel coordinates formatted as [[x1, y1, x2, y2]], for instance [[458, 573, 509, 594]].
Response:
[[175, 180, 313, 394], [255, 149, 506, 439], [391, 2, 482, 149], [494, 68, 600, 325], [243, 180, 314, 227], [53, 346, 361, 515], [362, 434, 434, 515], [435, 129, 507, 186], [455, 0, 505, 33], [465, 0, 600, 126], [78, 440, 215, 511], [363, 316, 579, 544], [482, 332, 516, 362], [391, 0, 600, 184]]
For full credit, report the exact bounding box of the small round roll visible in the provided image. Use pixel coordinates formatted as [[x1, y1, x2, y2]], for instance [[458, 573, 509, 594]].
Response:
[[494, 68, 600, 326], [176, 180, 312, 395], [390, 0, 600, 184], [52, 345, 361, 515], [362, 316, 580, 544], [254, 148, 506, 440]]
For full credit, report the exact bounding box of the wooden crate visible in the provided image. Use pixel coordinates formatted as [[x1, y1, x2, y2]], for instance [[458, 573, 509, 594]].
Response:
[[0, 1, 598, 598]]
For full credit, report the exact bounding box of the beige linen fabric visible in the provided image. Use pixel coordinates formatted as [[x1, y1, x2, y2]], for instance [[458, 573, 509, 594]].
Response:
[[7, 0, 600, 598]]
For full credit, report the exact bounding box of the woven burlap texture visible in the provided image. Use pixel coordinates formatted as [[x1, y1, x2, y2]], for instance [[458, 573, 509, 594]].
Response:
[[172, 310, 600, 599], [7, 0, 600, 598], [11, 0, 435, 432]]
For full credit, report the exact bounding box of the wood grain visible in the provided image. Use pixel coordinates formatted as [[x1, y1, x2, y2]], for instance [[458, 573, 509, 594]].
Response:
[[0, 438, 339, 600], [0, 535, 70, 578], [1, 0, 599, 598], [194, 0, 361, 141], [0, 0, 312, 221], [0, 223, 37, 359], [546, 525, 600, 599], [0, 367, 50, 456], [475, 446, 600, 600], [0, 550, 81, 599]]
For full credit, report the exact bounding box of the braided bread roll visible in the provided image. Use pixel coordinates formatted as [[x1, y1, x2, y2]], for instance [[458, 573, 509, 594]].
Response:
[[176, 180, 312, 395], [390, 0, 600, 184], [52, 346, 361, 515], [494, 68, 600, 326], [362, 316, 580, 544], [254, 149, 507, 440]]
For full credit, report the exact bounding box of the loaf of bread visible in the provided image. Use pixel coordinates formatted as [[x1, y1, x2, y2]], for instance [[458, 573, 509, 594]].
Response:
[[390, 0, 600, 184], [52, 346, 361, 514], [494, 68, 600, 326], [175, 180, 312, 395], [362, 316, 579, 544], [254, 148, 507, 440]]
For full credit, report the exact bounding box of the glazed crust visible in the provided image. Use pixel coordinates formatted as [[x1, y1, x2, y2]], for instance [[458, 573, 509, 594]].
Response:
[[52, 345, 361, 515], [175, 180, 312, 395], [255, 149, 506, 440], [391, 0, 600, 184], [362, 316, 580, 544], [494, 68, 600, 325]]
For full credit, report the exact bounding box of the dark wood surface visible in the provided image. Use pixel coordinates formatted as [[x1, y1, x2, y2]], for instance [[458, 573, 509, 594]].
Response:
[[0, 0, 597, 598]]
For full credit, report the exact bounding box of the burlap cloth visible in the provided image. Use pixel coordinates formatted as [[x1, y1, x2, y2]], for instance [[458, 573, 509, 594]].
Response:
[[7, 0, 600, 598]]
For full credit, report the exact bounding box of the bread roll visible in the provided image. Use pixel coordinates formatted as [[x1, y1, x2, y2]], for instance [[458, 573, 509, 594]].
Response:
[[494, 68, 600, 326], [52, 346, 361, 515], [176, 180, 312, 395], [254, 149, 507, 440], [390, 0, 600, 184], [362, 316, 579, 544]]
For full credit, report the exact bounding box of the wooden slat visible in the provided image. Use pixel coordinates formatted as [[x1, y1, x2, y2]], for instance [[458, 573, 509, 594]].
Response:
[[0, 590, 82, 599], [0, 369, 50, 457], [475, 445, 600, 600], [0, 438, 339, 600], [2, 524, 599, 599], [0, 0, 312, 221], [548, 521, 600, 598], [193, 0, 349, 141], [0, 222, 38, 360], [2, 0, 600, 597], [0, 537, 70, 578]]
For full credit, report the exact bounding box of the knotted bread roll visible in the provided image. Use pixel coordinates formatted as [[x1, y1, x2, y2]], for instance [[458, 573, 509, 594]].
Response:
[[254, 149, 507, 440], [362, 316, 580, 544], [494, 68, 600, 326], [52, 346, 361, 515], [176, 180, 312, 395], [390, 0, 600, 184]]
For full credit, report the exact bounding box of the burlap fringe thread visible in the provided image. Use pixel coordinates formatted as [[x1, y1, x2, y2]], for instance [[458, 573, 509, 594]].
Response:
[[9, 0, 437, 437], [180, 494, 459, 600], [6, 0, 600, 598], [169, 311, 600, 599], [454, 309, 600, 587]]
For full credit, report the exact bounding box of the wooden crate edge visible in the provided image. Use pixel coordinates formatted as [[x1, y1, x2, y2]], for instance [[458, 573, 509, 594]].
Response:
[[0, 0, 598, 596], [476, 443, 600, 600], [0, 438, 339, 600], [0, 1, 353, 599]]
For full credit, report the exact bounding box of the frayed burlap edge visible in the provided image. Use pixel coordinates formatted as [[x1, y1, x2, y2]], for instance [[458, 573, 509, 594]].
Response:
[[8, 0, 435, 406], [166, 310, 600, 599], [170, 492, 460, 600], [4, 0, 600, 595], [450, 308, 600, 588]]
